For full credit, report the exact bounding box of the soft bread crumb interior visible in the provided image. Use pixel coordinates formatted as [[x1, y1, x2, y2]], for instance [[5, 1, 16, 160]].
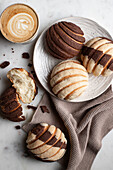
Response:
[[7, 69, 35, 103]]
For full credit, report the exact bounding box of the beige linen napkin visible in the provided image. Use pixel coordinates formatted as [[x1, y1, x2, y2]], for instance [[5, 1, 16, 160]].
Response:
[[23, 86, 113, 170]]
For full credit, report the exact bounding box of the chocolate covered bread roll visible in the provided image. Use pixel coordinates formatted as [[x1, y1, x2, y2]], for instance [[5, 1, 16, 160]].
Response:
[[7, 68, 37, 103], [50, 60, 88, 100], [26, 123, 67, 161], [0, 87, 25, 122], [46, 21, 85, 60], [81, 37, 113, 76]]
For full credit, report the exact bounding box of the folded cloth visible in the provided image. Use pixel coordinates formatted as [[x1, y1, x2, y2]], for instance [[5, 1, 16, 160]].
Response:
[[23, 86, 113, 170]]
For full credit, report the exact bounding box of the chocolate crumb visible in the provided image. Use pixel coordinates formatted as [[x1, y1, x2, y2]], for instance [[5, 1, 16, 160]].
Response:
[[40, 106, 50, 113], [22, 53, 30, 59], [27, 105, 37, 110], [0, 61, 10, 68], [28, 63, 33, 67], [11, 48, 14, 50], [3, 54, 5, 56], [15, 125, 21, 130], [12, 51, 14, 53]]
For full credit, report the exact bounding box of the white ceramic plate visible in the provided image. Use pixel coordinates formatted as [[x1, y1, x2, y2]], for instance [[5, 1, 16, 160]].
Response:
[[33, 16, 113, 102]]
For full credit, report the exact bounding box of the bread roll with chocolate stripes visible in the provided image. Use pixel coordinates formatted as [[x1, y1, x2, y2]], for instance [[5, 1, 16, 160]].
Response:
[[81, 37, 113, 76], [46, 21, 85, 60], [26, 123, 67, 161], [50, 60, 88, 100], [0, 87, 25, 122]]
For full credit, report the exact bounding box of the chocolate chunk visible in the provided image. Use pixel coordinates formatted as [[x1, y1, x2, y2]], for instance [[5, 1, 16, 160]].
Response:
[[15, 125, 21, 130], [11, 48, 14, 50], [27, 105, 37, 110], [22, 53, 30, 59], [28, 63, 33, 67], [0, 61, 10, 68], [12, 51, 14, 53], [40, 106, 50, 113]]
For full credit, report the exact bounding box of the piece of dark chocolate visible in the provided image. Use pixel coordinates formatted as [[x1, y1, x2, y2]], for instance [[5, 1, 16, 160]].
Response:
[[0, 61, 10, 68], [22, 53, 30, 59], [40, 105, 50, 113], [27, 105, 37, 110]]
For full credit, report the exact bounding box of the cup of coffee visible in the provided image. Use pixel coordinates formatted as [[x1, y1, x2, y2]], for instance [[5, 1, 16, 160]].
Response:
[[0, 3, 39, 43]]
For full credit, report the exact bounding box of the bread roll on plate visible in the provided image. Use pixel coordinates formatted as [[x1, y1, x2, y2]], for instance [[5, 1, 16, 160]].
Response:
[[50, 60, 88, 100]]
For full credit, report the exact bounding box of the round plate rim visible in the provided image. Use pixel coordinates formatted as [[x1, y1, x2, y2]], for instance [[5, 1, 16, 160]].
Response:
[[33, 16, 113, 103]]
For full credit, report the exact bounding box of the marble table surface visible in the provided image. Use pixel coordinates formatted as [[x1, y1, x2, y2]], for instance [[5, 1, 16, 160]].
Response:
[[0, 0, 113, 170]]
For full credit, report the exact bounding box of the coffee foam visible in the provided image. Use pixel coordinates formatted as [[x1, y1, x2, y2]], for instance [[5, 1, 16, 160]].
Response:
[[7, 13, 35, 39], [0, 4, 38, 43]]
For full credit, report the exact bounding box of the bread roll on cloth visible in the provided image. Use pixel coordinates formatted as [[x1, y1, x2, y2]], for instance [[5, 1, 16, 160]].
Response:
[[26, 123, 67, 161]]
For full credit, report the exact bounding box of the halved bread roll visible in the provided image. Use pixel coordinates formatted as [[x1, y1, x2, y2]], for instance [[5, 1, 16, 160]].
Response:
[[26, 123, 67, 161], [81, 37, 113, 76], [50, 60, 88, 100], [0, 87, 25, 122], [7, 68, 37, 103]]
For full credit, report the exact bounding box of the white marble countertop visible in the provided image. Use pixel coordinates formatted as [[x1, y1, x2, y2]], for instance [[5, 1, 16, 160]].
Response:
[[0, 0, 113, 170]]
